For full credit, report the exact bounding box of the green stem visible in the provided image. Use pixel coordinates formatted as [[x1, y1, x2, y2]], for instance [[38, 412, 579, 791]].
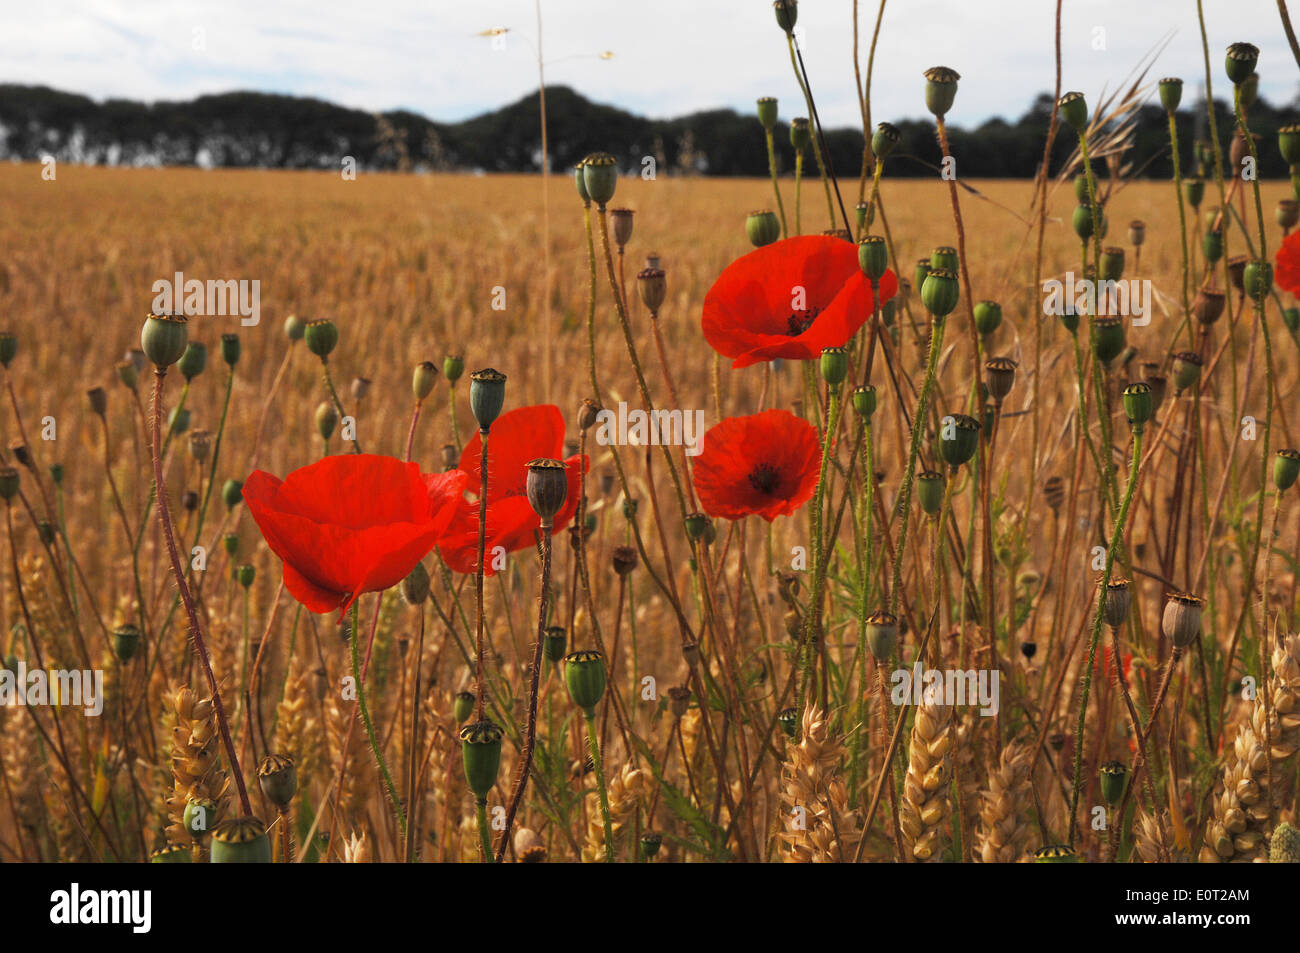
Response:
[[585, 710, 615, 861], [764, 128, 789, 238], [351, 599, 406, 838]]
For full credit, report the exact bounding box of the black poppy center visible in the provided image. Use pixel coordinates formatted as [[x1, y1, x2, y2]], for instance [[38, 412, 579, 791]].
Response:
[[748, 463, 781, 495], [787, 308, 819, 336]]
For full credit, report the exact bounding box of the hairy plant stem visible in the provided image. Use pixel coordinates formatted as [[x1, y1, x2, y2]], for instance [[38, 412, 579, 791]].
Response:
[[797, 388, 840, 716], [473, 427, 491, 720], [350, 599, 405, 839], [584, 709, 615, 861], [764, 128, 789, 238]]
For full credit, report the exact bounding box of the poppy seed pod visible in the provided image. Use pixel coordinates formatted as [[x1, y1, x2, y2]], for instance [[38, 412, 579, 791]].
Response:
[[0, 333, 16, 367], [112, 623, 141, 662], [350, 377, 371, 403], [1101, 579, 1132, 628], [1099, 761, 1128, 806], [236, 564, 255, 589], [401, 560, 431, 605], [304, 319, 339, 360], [210, 816, 271, 863], [1277, 199, 1300, 231], [1034, 844, 1079, 863], [221, 333, 240, 367], [1058, 91, 1089, 131], [49, 462, 63, 486], [612, 544, 638, 576], [1202, 229, 1224, 263], [1092, 317, 1126, 366], [564, 649, 607, 716], [116, 360, 138, 390], [745, 209, 781, 247], [684, 511, 711, 542], [86, 386, 107, 417], [872, 121, 900, 160], [637, 267, 667, 312], [1230, 129, 1261, 170], [412, 361, 439, 401], [1171, 351, 1203, 392], [543, 626, 567, 664], [1043, 475, 1066, 512], [1122, 382, 1154, 431], [188, 429, 212, 463], [914, 257, 932, 291], [1073, 203, 1105, 241], [141, 312, 189, 368], [222, 478, 244, 508], [916, 470, 945, 516], [778, 706, 799, 738], [573, 160, 590, 204], [789, 116, 811, 153], [973, 300, 1002, 336], [921, 268, 960, 318], [168, 406, 190, 436], [283, 314, 305, 341], [1100, 246, 1125, 282], [257, 754, 297, 809], [223, 532, 239, 556], [1244, 259, 1272, 302], [757, 96, 778, 130], [923, 66, 960, 117], [1021, 639, 1038, 660], [855, 202, 870, 231], [1274, 448, 1300, 491], [452, 691, 475, 724], [1158, 77, 1183, 112], [315, 400, 338, 441], [1162, 592, 1203, 649], [1225, 42, 1259, 85], [863, 609, 900, 659], [773, 0, 797, 32], [581, 152, 618, 207], [525, 458, 569, 522], [852, 383, 877, 419], [1184, 177, 1205, 208], [985, 357, 1017, 402], [667, 685, 692, 719], [1073, 174, 1091, 203], [939, 413, 981, 468], [930, 246, 958, 272], [444, 354, 464, 383], [469, 367, 507, 430], [1280, 123, 1300, 164], [150, 845, 192, 863], [858, 236, 888, 281], [819, 346, 848, 385], [641, 832, 663, 858], [1193, 287, 1226, 325], [178, 341, 207, 381], [1128, 220, 1146, 247], [460, 719, 504, 797], [610, 207, 635, 247]]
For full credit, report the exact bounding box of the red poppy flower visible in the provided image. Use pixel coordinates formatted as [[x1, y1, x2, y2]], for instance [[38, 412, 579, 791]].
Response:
[[1276, 229, 1300, 295], [702, 235, 898, 369], [244, 454, 468, 616], [693, 409, 821, 521], [439, 404, 587, 575]]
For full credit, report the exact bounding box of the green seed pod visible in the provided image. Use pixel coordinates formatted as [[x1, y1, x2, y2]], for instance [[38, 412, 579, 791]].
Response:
[[184, 798, 217, 839], [922, 66, 960, 118], [0, 465, 20, 502], [112, 623, 141, 662], [150, 844, 193, 863], [777, 706, 799, 738], [1276, 199, 1299, 231], [564, 649, 607, 716], [745, 209, 781, 248], [581, 152, 618, 207], [1162, 592, 1204, 650], [851, 383, 877, 419], [573, 161, 590, 204], [221, 333, 240, 367], [210, 816, 271, 863], [1072, 203, 1104, 241], [1092, 317, 1126, 366], [444, 354, 465, 383], [1099, 761, 1127, 806], [0, 333, 16, 368], [913, 257, 931, 292], [939, 413, 981, 468], [526, 458, 569, 521], [168, 406, 190, 436], [1244, 259, 1273, 302], [855, 202, 870, 232], [1184, 177, 1205, 208], [872, 121, 901, 160], [1240, 71, 1259, 108], [638, 267, 667, 312], [412, 360, 439, 401], [1158, 77, 1183, 112], [1034, 844, 1079, 863], [858, 235, 888, 281], [1286, 307, 1300, 332], [1129, 220, 1146, 247], [773, 0, 797, 32], [929, 245, 958, 272], [1072, 174, 1090, 203], [1202, 229, 1224, 263], [453, 691, 475, 724], [863, 609, 900, 659], [469, 367, 507, 431], [400, 561, 430, 605], [684, 512, 711, 541], [460, 719, 504, 797], [543, 626, 567, 663], [141, 312, 189, 368], [1171, 351, 1203, 392], [985, 357, 1017, 402], [921, 268, 960, 318], [1224, 42, 1259, 85], [641, 832, 663, 858], [177, 341, 206, 381], [235, 564, 255, 589], [1099, 246, 1125, 282], [315, 400, 338, 441], [973, 300, 1002, 336], [48, 462, 63, 486], [1122, 382, 1154, 431], [1058, 91, 1088, 131], [1274, 449, 1300, 491], [284, 314, 306, 341], [819, 346, 848, 386], [788, 117, 811, 154], [304, 319, 338, 360], [916, 469, 945, 517], [756, 96, 778, 130], [257, 754, 297, 809], [222, 478, 244, 508], [1280, 124, 1300, 165]]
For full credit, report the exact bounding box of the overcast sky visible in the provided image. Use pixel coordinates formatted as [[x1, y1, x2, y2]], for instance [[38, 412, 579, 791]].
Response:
[[6, 2, 1298, 127]]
